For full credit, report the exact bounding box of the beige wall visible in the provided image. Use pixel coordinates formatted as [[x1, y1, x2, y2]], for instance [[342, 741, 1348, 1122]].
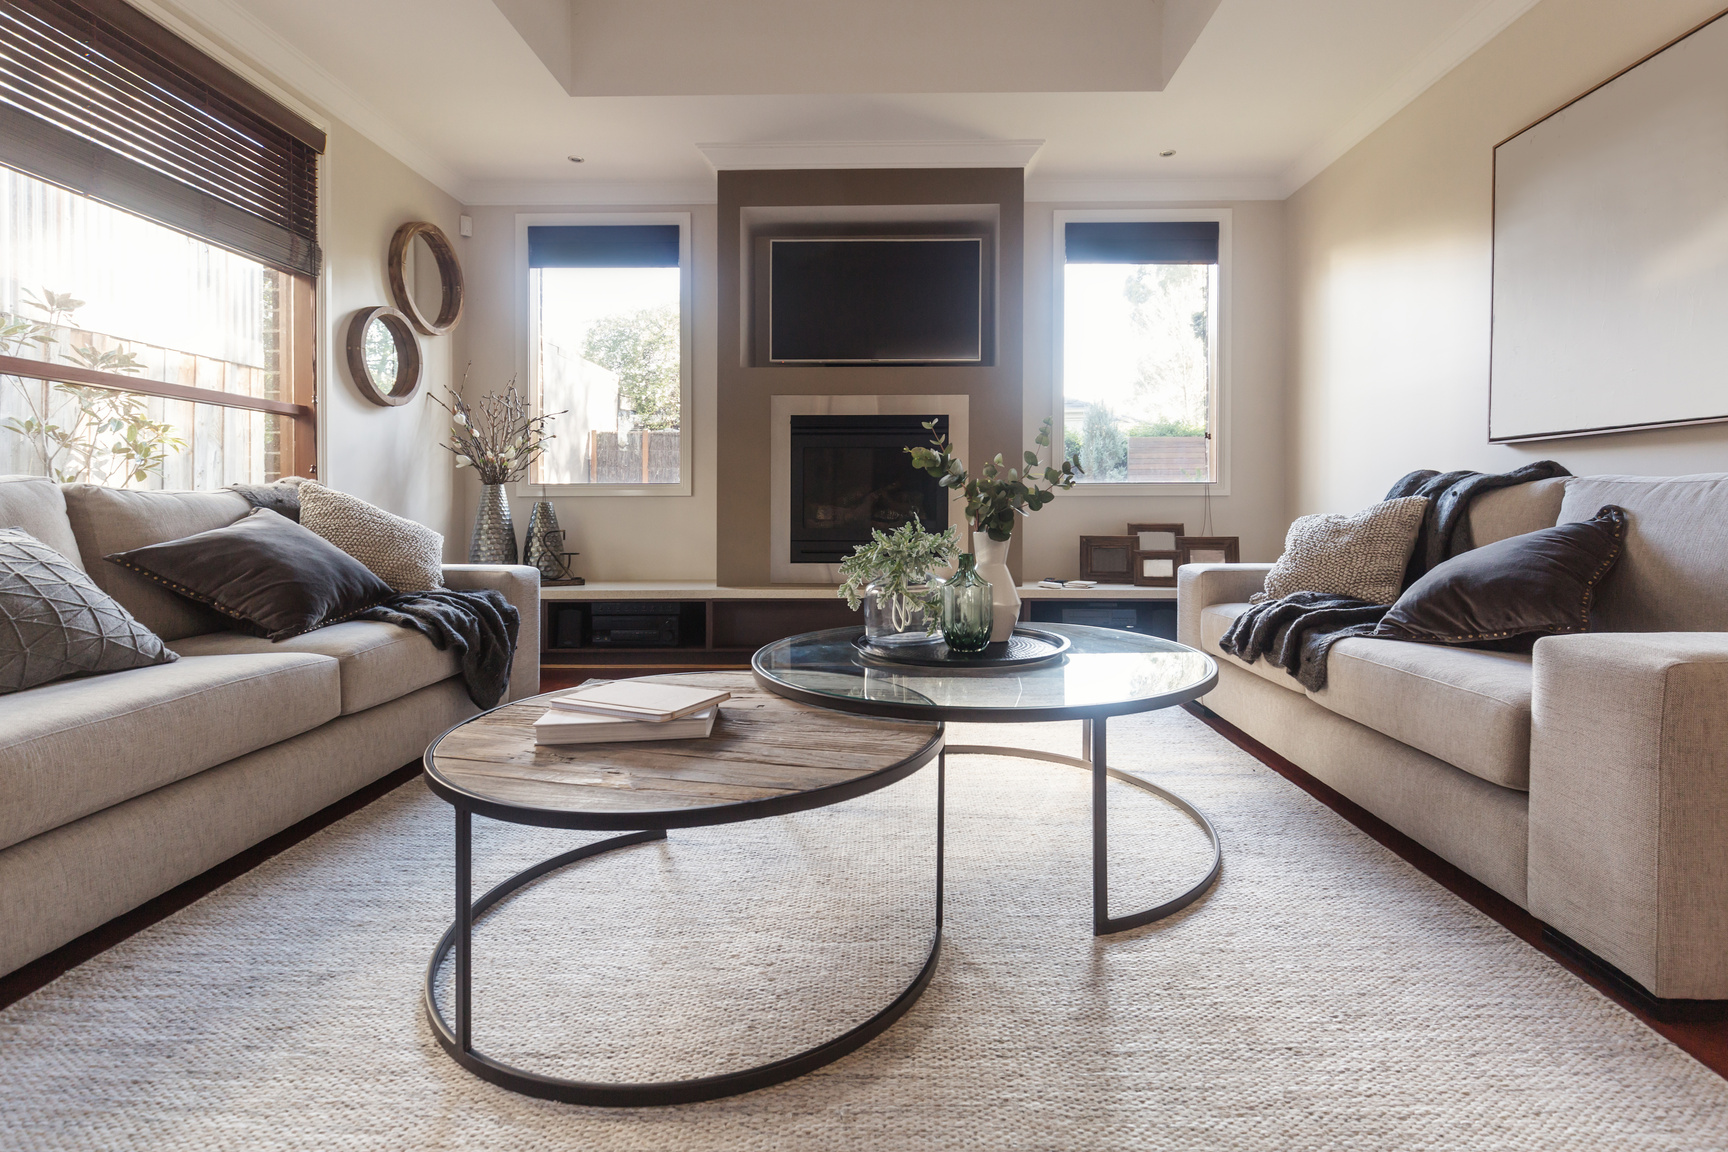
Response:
[[1285, 0, 1728, 519], [317, 121, 464, 551], [1020, 200, 1289, 572], [454, 204, 719, 581]]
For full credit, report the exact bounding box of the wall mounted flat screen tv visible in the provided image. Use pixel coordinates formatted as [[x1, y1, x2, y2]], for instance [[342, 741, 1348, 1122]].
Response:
[[768, 237, 984, 364]]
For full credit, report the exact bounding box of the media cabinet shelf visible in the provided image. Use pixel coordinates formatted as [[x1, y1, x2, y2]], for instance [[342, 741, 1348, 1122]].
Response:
[[541, 582, 1177, 601], [539, 582, 1179, 662]]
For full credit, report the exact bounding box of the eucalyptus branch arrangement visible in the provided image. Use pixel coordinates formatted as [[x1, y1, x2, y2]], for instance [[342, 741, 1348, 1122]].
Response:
[[1, 289, 183, 485], [429, 373, 561, 484], [906, 417, 1082, 542], [837, 515, 959, 631]]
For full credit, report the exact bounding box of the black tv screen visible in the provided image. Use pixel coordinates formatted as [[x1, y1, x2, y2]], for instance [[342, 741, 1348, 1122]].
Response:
[[769, 238, 983, 363]]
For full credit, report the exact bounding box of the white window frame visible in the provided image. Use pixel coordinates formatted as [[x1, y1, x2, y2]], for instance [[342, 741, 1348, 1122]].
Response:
[[1052, 206, 1231, 496], [515, 210, 693, 496]]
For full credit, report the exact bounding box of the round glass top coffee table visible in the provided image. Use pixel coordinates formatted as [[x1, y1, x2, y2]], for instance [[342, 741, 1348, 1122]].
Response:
[[752, 623, 1221, 935]]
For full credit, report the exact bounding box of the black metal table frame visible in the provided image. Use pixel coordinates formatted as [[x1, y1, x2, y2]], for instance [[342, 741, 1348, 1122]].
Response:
[[751, 626, 1224, 935], [420, 711, 946, 1108]]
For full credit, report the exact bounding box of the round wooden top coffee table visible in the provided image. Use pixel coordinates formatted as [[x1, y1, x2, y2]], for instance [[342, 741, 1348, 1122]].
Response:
[[420, 671, 943, 1108]]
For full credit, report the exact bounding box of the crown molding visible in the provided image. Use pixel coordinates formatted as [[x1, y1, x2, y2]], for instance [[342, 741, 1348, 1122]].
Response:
[[463, 180, 718, 207], [1278, 0, 1541, 198], [1025, 175, 1283, 204], [135, 0, 471, 201], [696, 139, 1046, 171]]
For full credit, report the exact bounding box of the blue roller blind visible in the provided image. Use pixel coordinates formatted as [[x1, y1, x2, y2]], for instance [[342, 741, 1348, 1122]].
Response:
[[527, 224, 680, 268], [1064, 221, 1218, 264]]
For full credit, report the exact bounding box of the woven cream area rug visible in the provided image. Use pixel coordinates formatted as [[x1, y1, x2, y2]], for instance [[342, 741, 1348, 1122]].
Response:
[[4, 709, 1726, 1151]]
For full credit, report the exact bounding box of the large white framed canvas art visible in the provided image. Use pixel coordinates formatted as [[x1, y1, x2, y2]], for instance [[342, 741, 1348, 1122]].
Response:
[[1491, 11, 1728, 442]]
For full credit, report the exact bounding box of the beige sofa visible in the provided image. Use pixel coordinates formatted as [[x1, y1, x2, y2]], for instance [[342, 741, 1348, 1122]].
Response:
[[1179, 473, 1728, 1001], [0, 476, 539, 977]]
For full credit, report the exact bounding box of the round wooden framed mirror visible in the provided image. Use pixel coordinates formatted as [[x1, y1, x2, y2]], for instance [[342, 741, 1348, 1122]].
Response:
[[387, 221, 465, 336], [345, 306, 423, 406]]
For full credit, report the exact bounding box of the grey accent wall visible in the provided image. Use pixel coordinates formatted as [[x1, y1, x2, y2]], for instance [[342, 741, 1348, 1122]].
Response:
[[716, 168, 1025, 586]]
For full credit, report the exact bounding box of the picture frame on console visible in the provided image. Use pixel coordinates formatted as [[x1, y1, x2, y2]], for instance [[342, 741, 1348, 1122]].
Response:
[[1128, 522, 1185, 588], [1079, 535, 1138, 583], [1177, 535, 1240, 569]]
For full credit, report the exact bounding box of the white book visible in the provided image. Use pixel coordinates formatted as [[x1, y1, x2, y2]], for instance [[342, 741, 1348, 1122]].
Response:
[[546, 679, 731, 722], [533, 706, 719, 746]]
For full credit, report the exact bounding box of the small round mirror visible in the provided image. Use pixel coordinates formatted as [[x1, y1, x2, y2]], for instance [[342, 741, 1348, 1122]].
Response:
[[345, 306, 422, 406], [388, 221, 464, 335]]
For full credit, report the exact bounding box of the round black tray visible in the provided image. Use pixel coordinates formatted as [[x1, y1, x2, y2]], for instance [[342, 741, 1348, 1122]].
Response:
[[852, 626, 1072, 669]]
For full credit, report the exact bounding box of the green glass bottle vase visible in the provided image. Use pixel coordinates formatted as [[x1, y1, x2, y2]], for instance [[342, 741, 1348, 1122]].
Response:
[[940, 553, 993, 654]]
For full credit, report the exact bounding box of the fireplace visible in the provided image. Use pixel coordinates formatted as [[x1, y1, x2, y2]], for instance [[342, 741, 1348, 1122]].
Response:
[[788, 414, 949, 563]]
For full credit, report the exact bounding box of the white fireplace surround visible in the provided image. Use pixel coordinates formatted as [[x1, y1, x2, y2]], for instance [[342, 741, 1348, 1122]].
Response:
[[770, 394, 970, 584]]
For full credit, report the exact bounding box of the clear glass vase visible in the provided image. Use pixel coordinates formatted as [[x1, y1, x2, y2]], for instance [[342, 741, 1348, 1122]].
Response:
[[940, 554, 993, 653], [864, 579, 938, 647]]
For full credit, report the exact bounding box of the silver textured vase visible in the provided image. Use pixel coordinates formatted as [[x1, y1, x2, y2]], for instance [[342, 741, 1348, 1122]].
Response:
[[469, 484, 517, 564], [523, 500, 571, 581]]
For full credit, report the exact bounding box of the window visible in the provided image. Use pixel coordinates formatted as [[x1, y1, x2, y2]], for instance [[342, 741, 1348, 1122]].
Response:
[[526, 219, 690, 490], [1056, 214, 1223, 486], [0, 0, 321, 488], [1, 166, 313, 485]]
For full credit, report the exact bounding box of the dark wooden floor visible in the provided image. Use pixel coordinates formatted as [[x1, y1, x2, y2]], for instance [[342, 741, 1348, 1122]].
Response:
[[4, 661, 1725, 1083]]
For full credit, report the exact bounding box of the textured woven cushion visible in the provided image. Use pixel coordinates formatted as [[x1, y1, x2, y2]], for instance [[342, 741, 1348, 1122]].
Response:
[[297, 481, 443, 593], [0, 527, 176, 694], [107, 508, 394, 641], [1257, 496, 1429, 605]]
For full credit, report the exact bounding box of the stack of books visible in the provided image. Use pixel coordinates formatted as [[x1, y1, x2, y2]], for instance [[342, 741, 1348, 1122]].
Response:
[[533, 679, 731, 746]]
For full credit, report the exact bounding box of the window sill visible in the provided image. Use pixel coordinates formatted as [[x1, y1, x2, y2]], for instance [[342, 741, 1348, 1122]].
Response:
[[519, 480, 693, 498], [1066, 479, 1229, 497]]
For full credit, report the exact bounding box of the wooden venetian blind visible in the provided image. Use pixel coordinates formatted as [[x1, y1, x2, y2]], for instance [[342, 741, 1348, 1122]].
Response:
[[0, 0, 324, 276]]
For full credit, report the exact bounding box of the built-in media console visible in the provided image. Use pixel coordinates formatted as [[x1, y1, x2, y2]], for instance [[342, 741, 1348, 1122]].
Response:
[[539, 585, 1179, 671]]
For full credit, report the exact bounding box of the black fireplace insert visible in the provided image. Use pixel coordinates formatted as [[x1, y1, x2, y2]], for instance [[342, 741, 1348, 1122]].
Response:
[[789, 414, 949, 563]]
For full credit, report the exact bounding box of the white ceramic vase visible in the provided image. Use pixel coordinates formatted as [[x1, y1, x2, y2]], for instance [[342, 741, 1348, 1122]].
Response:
[[971, 532, 1019, 643]]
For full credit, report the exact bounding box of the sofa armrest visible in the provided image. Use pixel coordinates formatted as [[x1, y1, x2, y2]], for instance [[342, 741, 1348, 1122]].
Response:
[[442, 564, 541, 701], [1176, 563, 1272, 649], [1527, 632, 1728, 999]]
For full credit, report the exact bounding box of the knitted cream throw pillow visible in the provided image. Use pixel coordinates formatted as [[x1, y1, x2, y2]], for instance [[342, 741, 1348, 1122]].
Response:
[[1255, 496, 1429, 605], [297, 481, 444, 593]]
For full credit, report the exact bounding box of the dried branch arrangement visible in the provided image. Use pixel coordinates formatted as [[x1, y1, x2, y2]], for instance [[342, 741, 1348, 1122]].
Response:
[[430, 374, 560, 485]]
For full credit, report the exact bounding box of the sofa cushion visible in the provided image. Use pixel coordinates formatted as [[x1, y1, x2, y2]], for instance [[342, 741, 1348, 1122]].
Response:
[[298, 481, 444, 593], [1376, 506, 1627, 647], [1311, 639, 1534, 790], [1558, 474, 1728, 632], [170, 620, 460, 715], [0, 652, 340, 852], [109, 508, 394, 641], [60, 485, 251, 640], [1466, 476, 1567, 547], [1199, 602, 1305, 694], [0, 475, 84, 570], [0, 528, 177, 694], [1259, 496, 1429, 605]]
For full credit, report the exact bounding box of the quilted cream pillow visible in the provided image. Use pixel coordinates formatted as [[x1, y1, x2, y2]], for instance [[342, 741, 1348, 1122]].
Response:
[[1256, 496, 1429, 605], [297, 481, 443, 593]]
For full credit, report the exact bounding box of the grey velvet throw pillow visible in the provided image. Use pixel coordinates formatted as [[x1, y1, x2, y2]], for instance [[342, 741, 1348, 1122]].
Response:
[[0, 526, 177, 694]]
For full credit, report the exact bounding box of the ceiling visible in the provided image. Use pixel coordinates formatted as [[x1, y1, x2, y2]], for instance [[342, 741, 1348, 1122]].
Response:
[[144, 0, 1540, 205]]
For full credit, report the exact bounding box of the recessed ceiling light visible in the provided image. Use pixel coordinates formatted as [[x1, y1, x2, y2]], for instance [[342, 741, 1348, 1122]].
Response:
[[1159, 150, 1176, 158], [567, 155, 585, 163]]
